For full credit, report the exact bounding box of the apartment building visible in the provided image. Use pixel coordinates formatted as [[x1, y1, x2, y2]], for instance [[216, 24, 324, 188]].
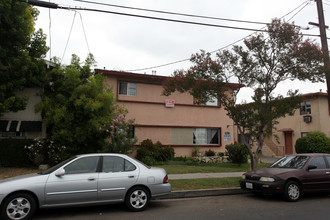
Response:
[[96, 69, 239, 157], [0, 88, 46, 139], [263, 92, 330, 157]]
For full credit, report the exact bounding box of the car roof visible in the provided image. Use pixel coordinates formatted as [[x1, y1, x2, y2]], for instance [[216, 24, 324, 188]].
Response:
[[76, 153, 129, 158], [289, 153, 330, 157]]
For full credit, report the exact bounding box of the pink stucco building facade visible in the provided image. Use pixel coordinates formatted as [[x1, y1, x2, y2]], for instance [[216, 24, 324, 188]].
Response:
[[263, 92, 330, 157], [96, 69, 238, 157]]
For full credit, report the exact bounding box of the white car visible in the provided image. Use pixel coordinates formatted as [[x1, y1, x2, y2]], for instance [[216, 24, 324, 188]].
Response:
[[0, 153, 171, 220]]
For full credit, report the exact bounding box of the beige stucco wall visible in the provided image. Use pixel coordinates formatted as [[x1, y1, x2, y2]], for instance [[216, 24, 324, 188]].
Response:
[[267, 94, 330, 156], [106, 74, 236, 157], [1, 88, 42, 121], [0, 88, 46, 139]]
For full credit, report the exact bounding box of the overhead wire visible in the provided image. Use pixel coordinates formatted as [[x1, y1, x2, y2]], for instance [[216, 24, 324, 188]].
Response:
[[77, 11, 91, 54], [24, 0, 322, 70], [124, 1, 313, 72], [61, 11, 77, 62], [73, 0, 269, 26], [48, 1, 52, 60]]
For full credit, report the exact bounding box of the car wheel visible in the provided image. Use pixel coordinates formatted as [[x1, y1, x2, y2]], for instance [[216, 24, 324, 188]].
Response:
[[125, 187, 150, 212], [1, 193, 37, 220], [283, 181, 301, 202]]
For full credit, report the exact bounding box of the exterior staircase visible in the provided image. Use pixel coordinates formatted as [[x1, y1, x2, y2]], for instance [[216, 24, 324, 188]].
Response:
[[263, 138, 285, 157]]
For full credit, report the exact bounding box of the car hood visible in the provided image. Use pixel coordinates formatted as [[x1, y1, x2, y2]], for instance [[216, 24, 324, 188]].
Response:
[[0, 173, 39, 183], [245, 168, 297, 177], [0, 173, 49, 191]]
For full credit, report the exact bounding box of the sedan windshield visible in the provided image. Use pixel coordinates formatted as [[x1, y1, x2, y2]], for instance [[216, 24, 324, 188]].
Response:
[[39, 156, 77, 175], [270, 155, 309, 169]]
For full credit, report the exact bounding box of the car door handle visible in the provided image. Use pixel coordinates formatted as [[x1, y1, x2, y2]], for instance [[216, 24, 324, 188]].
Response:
[[326, 172, 330, 175], [88, 177, 96, 181], [128, 175, 135, 178]]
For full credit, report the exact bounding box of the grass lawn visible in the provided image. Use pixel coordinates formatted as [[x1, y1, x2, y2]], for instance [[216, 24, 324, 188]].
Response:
[[169, 177, 241, 191]]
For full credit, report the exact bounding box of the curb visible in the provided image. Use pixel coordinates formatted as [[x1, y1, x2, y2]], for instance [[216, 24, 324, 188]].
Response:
[[154, 187, 247, 200]]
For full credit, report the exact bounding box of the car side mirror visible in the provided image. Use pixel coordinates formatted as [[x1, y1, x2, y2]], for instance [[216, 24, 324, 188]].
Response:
[[307, 165, 317, 170], [55, 168, 66, 177]]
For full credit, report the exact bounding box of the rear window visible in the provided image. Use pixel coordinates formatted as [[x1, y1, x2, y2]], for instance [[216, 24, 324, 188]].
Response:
[[270, 156, 309, 169]]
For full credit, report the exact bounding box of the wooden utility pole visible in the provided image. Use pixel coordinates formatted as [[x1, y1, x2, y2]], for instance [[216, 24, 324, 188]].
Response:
[[315, 0, 330, 114]]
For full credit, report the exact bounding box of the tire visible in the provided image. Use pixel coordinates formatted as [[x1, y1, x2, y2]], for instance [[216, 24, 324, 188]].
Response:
[[1, 193, 37, 220], [125, 187, 150, 212], [283, 181, 301, 202]]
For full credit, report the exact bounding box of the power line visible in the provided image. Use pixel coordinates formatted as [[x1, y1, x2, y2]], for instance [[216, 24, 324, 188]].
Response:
[[23, 0, 317, 35], [74, 0, 269, 26], [21, 0, 324, 71], [125, 1, 317, 72], [77, 11, 91, 54], [71, 7, 271, 33], [61, 11, 77, 62]]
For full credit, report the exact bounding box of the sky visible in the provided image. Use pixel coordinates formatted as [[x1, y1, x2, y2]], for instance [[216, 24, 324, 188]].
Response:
[[33, 0, 329, 102]]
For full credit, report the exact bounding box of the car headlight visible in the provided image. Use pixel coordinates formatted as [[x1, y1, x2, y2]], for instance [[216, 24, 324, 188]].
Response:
[[260, 177, 275, 182], [241, 175, 246, 180]]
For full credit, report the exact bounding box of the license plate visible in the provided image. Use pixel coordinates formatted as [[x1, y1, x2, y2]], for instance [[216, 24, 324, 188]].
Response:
[[246, 182, 253, 189]]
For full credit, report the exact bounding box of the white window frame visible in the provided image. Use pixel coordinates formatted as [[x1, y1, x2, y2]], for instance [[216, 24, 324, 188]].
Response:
[[300, 101, 311, 115], [193, 128, 220, 145]]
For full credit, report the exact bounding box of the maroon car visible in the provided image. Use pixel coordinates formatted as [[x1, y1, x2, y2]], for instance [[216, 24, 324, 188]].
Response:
[[240, 153, 330, 201]]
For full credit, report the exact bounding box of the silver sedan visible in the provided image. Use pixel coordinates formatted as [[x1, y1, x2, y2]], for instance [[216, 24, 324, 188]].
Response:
[[0, 153, 171, 220]]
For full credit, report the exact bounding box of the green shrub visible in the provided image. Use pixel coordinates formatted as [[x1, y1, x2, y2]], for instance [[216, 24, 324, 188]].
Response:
[[136, 139, 175, 165], [218, 152, 225, 157], [159, 145, 175, 161], [25, 138, 68, 166], [0, 139, 34, 167], [225, 143, 248, 166], [295, 131, 330, 153]]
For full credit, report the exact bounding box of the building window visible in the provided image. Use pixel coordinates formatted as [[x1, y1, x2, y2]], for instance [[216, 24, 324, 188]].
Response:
[[128, 126, 135, 138], [238, 134, 252, 145], [300, 101, 311, 115], [119, 82, 137, 96], [193, 93, 219, 106], [193, 128, 219, 145]]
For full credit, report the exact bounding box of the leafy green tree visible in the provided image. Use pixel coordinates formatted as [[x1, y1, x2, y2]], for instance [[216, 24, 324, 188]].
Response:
[[36, 54, 118, 156], [0, 0, 48, 116], [163, 19, 324, 170], [295, 131, 330, 153]]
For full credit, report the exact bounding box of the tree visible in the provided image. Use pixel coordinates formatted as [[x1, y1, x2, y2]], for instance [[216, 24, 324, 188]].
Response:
[[0, 0, 48, 116], [163, 19, 324, 170], [36, 54, 119, 156]]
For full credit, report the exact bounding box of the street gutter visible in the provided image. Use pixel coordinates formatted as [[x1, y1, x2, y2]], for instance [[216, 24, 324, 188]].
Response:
[[154, 187, 247, 200]]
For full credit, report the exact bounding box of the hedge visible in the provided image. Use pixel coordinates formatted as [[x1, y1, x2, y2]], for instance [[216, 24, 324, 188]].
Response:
[[0, 139, 34, 167], [295, 131, 330, 154]]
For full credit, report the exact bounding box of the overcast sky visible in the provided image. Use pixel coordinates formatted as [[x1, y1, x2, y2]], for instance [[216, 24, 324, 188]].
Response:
[[34, 0, 329, 102]]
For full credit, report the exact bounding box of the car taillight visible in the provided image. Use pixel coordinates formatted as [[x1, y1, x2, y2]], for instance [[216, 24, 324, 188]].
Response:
[[163, 175, 169, 183]]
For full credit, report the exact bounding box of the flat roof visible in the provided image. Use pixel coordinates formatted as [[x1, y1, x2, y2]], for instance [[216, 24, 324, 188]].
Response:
[[95, 69, 244, 88]]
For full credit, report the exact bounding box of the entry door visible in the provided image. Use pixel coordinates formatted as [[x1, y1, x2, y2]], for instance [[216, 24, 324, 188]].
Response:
[[284, 132, 293, 154]]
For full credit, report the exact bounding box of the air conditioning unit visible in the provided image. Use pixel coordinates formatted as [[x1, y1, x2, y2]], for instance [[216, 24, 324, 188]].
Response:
[[303, 115, 312, 123]]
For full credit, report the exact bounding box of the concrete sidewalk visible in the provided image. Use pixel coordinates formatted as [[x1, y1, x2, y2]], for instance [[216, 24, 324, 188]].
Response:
[[169, 172, 244, 180]]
